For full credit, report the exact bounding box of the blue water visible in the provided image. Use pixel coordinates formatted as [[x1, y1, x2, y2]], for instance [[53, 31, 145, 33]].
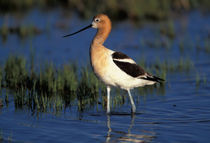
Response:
[[0, 9, 210, 142]]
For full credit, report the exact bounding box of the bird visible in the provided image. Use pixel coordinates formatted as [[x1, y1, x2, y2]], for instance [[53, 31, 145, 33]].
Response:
[[63, 14, 164, 114]]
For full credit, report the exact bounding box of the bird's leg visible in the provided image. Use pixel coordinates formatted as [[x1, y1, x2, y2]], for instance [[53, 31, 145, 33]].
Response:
[[107, 86, 111, 114], [127, 89, 136, 113]]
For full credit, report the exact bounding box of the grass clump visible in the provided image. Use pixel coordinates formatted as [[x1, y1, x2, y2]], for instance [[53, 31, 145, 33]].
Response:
[[112, 93, 126, 109], [4, 56, 27, 89], [195, 73, 207, 87], [77, 67, 105, 111], [1, 56, 76, 112], [159, 20, 176, 39], [0, 24, 9, 42], [0, 55, 198, 113], [145, 57, 193, 73], [138, 57, 194, 83], [0, 25, 42, 41], [1, 55, 105, 113], [204, 39, 210, 53]]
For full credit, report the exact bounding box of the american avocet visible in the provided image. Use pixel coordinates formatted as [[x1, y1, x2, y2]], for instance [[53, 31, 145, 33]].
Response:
[[63, 14, 164, 114]]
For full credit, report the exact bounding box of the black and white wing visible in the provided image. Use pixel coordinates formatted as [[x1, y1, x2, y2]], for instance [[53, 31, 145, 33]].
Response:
[[112, 51, 164, 83]]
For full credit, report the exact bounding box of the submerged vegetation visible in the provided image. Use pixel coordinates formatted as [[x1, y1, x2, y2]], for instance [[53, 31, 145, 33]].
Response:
[[0, 55, 197, 114]]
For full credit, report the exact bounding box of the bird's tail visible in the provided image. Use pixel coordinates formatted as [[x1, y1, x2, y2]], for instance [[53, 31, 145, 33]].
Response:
[[152, 76, 165, 83], [140, 74, 165, 83]]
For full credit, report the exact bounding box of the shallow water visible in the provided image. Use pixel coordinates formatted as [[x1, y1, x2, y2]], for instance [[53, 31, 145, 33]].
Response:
[[0, 10, 210, 143]]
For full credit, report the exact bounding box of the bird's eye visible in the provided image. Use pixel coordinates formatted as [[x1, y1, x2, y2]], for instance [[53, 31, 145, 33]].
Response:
[[95, 18, 100, 22]]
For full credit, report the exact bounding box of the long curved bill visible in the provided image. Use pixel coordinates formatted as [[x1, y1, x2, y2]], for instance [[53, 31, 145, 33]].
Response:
[[63, 24, 92, 37]]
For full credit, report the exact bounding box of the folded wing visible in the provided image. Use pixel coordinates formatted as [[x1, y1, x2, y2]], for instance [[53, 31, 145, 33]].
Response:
[[112, 51, 164, 83]]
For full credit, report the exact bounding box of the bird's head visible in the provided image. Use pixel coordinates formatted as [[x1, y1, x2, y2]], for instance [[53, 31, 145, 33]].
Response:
[[92, 14, 111, 29], [63, 14, 111, 37]]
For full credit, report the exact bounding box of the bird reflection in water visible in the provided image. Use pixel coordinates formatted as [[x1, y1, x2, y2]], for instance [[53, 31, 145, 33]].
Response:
[[106, 115, 156, 143]]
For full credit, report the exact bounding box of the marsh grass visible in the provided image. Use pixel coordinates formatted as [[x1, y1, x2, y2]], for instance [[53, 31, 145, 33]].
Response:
[[5, 91, 9, 104], [138, 57, 194, 77], [138, 84, 166, 97], [4, 56, 27, 89], [196, 73, 207, 87], [8, 132, 13, 142], [179, 40, 185, 53], [0, 0, 209, 21], [204, 39, 210, 53], [0, 24, 42, 42], [0, 129, 13, 143], [1, 56, 105, 113], [137, 56, 194, 96], [0, 55, 196, 113], [77, 67, 104, 111], [0, 24, 9, 42], [159, 20, 176, 39]]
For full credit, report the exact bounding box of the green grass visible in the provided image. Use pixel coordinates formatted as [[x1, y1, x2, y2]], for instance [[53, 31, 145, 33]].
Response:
[[204, 39, 210, 53], [0, 24, 42, 42], [196, 72, 207, 87], [0, 0, 210, 21], [0, 55, 196, 113], [4, 56, 27, 89], [138, 57, 194, 80], [159, 20, 176, 39], [0, 56, 103, 113], [0, 24, 9, 42], [112, 93, 126, 109]]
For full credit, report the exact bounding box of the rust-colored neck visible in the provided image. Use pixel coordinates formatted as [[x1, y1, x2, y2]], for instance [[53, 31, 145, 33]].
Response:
[[92, 24, 111, 45]]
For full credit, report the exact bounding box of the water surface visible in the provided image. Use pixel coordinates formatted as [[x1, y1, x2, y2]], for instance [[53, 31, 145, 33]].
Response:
[[0, 10, 210, 143]]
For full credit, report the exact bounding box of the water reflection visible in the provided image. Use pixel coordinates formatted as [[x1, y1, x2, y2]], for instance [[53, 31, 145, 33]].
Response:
[[106, 115, 111, 142], [106, 115, 156, 143]]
